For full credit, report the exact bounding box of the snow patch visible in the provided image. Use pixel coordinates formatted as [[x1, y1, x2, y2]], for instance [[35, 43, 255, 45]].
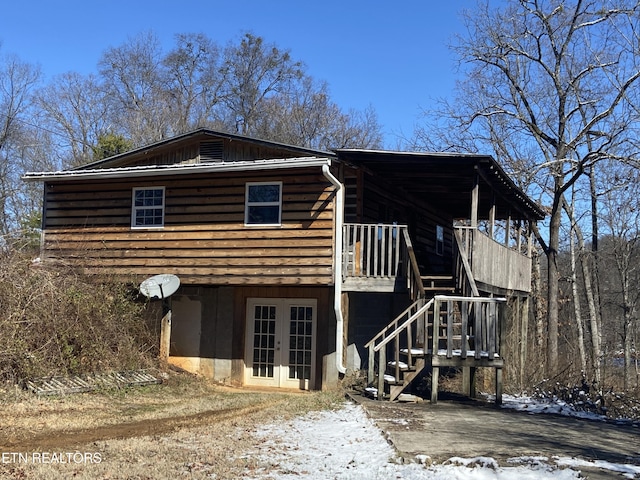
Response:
[[241, 402, 584, 479]]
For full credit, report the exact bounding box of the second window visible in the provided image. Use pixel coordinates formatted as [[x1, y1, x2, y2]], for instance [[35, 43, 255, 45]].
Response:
[[245, 182, 282, 226]]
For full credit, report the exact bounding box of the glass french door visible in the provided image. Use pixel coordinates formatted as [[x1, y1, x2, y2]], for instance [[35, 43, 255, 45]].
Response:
[[245, 298, 316, 389]]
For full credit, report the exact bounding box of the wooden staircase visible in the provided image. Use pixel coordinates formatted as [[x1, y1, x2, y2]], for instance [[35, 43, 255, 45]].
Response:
[[343, 222, 507, 404], [364, 295, 506, 404]]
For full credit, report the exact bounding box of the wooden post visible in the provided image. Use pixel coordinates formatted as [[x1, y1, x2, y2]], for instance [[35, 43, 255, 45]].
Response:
[[471, 175, 479, 229], [495, 368, 503, 405], [159, 310, 172, 362], [504, 211, 511, 247], [431, 366, 439, 404], [469, 367, 477, 399], [462, 367, 471, 395], [489, 193, 496, 239], [499, 301, 507, 362], [433, 298, 441, 353], [368, 344, 375, 385], [461, 303, 468, 359], [377, 346, 386, 400]]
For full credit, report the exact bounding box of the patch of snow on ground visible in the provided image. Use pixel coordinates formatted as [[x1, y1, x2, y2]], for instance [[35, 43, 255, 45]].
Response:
[[242, 402, 580, 479], [555, 456, 640, 479], [499, 393, 608, 421]]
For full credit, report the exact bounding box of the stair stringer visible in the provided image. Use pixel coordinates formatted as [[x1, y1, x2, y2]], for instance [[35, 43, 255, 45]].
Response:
[[388, 357, 426, 401]]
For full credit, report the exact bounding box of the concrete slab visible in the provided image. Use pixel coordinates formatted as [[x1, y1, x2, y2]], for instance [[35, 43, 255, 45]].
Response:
[[350, 393, 640, 479]]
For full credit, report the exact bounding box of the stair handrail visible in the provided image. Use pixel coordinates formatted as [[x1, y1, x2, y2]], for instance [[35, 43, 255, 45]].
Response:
[[401, 228, 425, 299], [363, 300, 420, 351], [365, 297, 435, 395], [372, 298, 434, 353], [454, 228, 480, 297], [365, 298, 428, 385]]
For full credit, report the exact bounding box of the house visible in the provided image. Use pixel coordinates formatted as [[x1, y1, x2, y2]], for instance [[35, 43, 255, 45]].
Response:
[[24, 129, 545, 401]]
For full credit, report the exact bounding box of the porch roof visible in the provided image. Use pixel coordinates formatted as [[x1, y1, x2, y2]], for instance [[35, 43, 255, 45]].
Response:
[[334, 149, 545, 221]]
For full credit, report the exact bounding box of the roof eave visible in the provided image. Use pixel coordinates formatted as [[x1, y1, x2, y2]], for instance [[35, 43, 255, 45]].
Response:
[[24, 157, 333, 182]]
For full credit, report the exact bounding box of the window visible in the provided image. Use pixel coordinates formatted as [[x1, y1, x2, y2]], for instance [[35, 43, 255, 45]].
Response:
[[436, 225, 444, 255], [132, 187, 165, 228], [245, 182, 282, 226]]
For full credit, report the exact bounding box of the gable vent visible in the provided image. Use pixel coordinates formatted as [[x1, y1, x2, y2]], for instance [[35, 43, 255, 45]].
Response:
[[200, 141, 224, 163]]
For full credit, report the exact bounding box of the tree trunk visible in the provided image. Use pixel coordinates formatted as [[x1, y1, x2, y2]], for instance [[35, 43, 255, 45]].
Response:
[[570, 226, 587, 374], [581, 253, 602, 386], [546, 196, 562, 376], [562, 191, 603, 386], [588, 170, 604, 387], [623, 305, 633, 391]]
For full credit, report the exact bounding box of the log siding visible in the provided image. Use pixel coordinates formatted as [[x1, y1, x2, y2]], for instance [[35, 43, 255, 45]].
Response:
[[42, 168, 335, 286]]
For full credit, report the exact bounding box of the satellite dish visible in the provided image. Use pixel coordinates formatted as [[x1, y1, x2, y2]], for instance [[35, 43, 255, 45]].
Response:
[[140, 274, 180, 300]]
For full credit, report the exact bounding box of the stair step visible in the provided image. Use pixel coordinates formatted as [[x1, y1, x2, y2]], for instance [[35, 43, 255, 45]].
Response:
[[384, 374, 400, 385], [397, 393, 422, 402], [400, 348, 426, 356], [387, 361, 411, 371], [364, 387, 378, 399]]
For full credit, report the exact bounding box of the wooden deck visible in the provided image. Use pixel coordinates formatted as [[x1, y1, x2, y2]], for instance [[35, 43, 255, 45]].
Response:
[[342, 223, 533, 295]]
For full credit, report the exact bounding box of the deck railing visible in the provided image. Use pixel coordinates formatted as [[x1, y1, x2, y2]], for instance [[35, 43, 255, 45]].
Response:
[[342, 223, 403, 278], [430, 295, 506, 360], [365, 295, 506, 401], [342, 223, 424, 297], [455, 226, 532, 293]]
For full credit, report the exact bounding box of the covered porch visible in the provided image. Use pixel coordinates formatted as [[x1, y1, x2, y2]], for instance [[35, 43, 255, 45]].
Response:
[[335, 149, 545, 402]]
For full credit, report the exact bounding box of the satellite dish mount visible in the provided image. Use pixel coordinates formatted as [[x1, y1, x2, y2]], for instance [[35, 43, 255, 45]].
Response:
[[139, 274, 180, 362]]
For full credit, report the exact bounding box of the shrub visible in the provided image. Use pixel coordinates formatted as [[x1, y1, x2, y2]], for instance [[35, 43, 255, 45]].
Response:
[[0, 251, 156, 383]]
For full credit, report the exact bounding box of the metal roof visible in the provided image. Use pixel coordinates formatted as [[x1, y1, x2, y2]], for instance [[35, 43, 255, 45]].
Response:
[[24, 157, 333, 182]]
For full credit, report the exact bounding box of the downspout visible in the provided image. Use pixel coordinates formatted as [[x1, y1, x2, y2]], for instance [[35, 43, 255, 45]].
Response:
[[322, 162, 347, 375]]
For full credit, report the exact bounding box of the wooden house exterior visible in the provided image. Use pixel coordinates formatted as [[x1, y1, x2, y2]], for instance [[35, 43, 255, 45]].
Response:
[[25, 129, 545, 400]]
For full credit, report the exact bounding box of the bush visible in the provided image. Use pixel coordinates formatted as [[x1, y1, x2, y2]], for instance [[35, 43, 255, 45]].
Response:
[[0, 251, 156, 383]]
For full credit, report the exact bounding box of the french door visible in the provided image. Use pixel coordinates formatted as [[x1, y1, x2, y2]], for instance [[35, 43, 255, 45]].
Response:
[[244, 298, 316, 389]]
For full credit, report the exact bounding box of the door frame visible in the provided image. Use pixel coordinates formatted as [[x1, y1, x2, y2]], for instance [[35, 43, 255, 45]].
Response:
[[244, 297, 317, 389]]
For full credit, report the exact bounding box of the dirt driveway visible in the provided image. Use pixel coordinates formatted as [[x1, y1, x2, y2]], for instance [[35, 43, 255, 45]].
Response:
[[352, 394, 640, 479]]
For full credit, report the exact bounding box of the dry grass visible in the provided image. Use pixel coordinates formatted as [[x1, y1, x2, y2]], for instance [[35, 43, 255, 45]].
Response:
[[0, 371, 345, 479]]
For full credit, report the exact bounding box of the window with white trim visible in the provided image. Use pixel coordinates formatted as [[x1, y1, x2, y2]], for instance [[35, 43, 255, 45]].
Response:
[[131, 187, 165, 228], [245, 182, 282, 226]]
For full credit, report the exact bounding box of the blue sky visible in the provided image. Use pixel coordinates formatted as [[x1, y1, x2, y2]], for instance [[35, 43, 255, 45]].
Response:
[[1, 1, 478, 147]]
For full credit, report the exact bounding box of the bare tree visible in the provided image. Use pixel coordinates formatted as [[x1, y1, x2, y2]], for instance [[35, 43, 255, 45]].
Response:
[[563, 186, 602, 381], [253, 77, 383, 150], [0, 52, 41, 239], [219, 33, 304, 136], [415, 0, 640, 378], [599, 162, 640, 390], [567, 187, 588, 376], [98, 31, 172, 145], [36, 31, 383, 166], [162, 33, 225, 132], [36, 72, 111, 167]]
